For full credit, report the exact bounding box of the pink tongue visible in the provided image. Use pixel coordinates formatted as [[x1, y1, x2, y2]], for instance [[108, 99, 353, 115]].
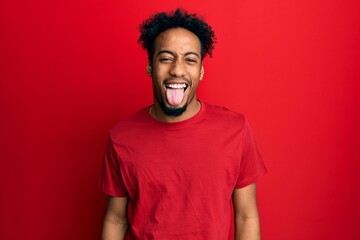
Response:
[[166, 88, 184, 106]]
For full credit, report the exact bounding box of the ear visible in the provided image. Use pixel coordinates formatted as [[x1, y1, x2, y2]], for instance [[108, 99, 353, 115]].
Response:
[[146, 63, 152, 77], [200, 65, 204, 80]]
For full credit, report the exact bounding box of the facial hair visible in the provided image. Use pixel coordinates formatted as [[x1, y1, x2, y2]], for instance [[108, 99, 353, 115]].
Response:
[[158, 98, 188, 116], [153, 76, 193, 117]]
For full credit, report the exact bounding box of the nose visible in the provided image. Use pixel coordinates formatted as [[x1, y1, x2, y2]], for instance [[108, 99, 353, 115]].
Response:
[[169, 60, 186, 77]]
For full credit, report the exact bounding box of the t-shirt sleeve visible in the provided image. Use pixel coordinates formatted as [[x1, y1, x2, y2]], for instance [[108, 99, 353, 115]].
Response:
[[235, 119, 267, 188], [98, 134, 129, 197]]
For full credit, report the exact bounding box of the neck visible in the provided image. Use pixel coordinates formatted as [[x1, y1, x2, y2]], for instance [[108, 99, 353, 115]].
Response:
[[150, 99, 201, 123]]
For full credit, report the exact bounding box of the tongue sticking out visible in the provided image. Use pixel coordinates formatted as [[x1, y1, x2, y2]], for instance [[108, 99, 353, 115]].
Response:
[[166, 88, 185, 106]]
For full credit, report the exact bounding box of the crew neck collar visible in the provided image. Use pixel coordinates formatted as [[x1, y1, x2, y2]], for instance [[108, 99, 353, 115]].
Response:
[[146, 99, 206, 129]]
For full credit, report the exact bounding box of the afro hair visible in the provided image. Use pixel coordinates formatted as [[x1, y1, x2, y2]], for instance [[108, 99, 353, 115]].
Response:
[[138, 8, 216, 62]]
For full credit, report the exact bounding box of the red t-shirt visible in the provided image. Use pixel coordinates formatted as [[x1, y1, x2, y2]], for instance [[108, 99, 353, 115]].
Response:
[[99, 100, 266, 239]]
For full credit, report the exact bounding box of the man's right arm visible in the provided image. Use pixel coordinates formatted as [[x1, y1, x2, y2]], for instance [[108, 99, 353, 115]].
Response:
[[102, 196, 129, 240]]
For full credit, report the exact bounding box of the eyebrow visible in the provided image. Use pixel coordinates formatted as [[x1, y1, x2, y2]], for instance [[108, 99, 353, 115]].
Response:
[[157, 50, 200, 58]]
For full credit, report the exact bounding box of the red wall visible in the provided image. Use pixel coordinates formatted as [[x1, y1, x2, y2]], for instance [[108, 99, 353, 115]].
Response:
[[1, 0, 359, 239]]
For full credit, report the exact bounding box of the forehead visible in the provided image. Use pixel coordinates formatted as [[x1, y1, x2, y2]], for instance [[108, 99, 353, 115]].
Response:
[[154, 28, 201, 54]]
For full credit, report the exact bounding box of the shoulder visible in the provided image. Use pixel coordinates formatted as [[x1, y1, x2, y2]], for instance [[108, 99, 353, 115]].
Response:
[[109, 106, 151, 140], [203, 102, 246, 127]]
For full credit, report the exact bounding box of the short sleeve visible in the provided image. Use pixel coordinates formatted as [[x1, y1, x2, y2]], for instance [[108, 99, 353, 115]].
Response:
[[98, 134, 129, 197], [235, 119, 267, 188]]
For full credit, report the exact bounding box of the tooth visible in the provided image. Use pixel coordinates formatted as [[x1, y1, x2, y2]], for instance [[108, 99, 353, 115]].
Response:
[[166, 83, 187, 89]]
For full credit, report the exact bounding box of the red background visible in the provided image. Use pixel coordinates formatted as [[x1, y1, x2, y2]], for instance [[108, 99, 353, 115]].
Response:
[[1, 0, 360, 239]]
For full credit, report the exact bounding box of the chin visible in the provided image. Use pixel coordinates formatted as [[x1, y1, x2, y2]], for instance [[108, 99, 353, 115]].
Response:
[[161, 101, 188, 117]]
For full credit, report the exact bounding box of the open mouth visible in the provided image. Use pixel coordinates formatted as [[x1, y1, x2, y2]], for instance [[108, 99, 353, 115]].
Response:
[[165, 83, 189, 91], [165, 83, 189, 106]]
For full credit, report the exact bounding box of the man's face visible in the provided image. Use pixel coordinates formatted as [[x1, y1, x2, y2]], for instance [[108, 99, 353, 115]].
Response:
[[148, 27, 204, 117]]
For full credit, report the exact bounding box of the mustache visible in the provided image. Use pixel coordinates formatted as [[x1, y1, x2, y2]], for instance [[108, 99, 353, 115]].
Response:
[[164, 77, 191, 85]]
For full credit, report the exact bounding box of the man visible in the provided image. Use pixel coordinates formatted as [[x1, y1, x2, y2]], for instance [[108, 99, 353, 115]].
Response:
[[99, 8, 266, 240]]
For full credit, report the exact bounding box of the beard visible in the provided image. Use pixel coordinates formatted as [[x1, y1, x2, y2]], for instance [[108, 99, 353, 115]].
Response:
[[152, 77, 195, 117], [158, 96, 188, 116]]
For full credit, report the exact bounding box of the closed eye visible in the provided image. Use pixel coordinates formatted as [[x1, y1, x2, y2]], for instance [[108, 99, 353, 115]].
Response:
[[159, 58, 173, 63], [185, 58, 197, 63]]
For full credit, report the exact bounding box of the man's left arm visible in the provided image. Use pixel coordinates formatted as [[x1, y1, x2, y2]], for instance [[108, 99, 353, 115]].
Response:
[[233, 183, 261, 240]]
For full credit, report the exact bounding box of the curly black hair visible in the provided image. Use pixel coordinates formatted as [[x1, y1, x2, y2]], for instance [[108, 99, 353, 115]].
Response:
[[138, 8, 216, 62]]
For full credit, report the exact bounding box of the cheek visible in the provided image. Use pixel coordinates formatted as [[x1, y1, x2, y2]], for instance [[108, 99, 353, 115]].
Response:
[[152, 76, 164, 92], [153, 66, 168, 78], [190, 68, 202, 79]]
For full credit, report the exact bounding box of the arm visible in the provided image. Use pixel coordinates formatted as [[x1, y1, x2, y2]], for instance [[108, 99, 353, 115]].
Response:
[[233, 183, 261, 240], [102, 196, 129, 240]]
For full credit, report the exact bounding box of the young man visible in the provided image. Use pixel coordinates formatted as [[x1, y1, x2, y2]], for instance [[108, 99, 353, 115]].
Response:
[[99, 8, 266, 240]]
